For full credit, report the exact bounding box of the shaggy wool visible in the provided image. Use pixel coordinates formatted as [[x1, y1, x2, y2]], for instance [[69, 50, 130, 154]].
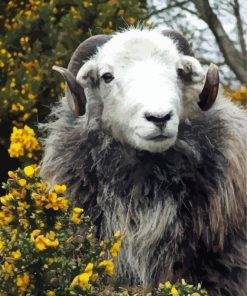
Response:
[[41, 96, 247, 295]]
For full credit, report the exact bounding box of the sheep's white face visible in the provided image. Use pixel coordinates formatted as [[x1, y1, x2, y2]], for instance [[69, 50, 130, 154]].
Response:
[[77, 30, 203, 153]]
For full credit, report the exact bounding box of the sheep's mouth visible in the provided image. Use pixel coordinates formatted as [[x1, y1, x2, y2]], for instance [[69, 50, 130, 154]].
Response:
[[150, 135, 171, 141], [140, 134, 174, 142]]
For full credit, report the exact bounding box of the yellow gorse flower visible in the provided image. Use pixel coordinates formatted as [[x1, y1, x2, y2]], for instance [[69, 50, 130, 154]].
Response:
[[71, 207, 84, 224], [84, 262, 94, 274], [171, 286, 179, 296], [12, 250, 22, 260], [0, 238, 4, 250], [8, 126, 40, 158], [0, 209, 14, 225], [8, 171, 17, 179], [165, 281, 172, 288], [110, 240, 122, 257], [18, 179, 27, 187], [70, 272, 92, 289], [54, 184, 67, 194], [30, 230, 59, 250], [24, 165, 35, 177], [98, 260, 114, 276], [16, 272, 30, 292], [2, 261, 14, 274], [114, 230, 121, 239], [0, 193, 14, 205], [46, 291, 55, 296], [45, 193, 69, 211], [70, 262, 94, 289]]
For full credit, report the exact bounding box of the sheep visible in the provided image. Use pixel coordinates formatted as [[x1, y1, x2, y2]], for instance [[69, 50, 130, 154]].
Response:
[[41, 28, 247, 295]]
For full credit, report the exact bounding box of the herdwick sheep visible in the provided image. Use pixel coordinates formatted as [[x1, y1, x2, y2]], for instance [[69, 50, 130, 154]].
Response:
[[41, 28, 247, 295]]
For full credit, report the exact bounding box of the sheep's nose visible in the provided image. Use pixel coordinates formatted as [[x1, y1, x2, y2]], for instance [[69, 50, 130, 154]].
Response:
[[145, 111, 172, 128]]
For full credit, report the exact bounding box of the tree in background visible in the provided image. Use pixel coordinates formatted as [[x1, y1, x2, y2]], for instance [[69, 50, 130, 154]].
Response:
[[148, 0, 247, 86], [0, 0, 147, 191]]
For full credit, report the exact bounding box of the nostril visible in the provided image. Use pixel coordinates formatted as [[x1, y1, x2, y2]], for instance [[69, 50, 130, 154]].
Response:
[[145, 112, 173, 125]]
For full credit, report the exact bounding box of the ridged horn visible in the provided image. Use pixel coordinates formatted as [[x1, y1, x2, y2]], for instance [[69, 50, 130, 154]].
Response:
[[198, 63, 219, 111], [52, 35, 112, 116]]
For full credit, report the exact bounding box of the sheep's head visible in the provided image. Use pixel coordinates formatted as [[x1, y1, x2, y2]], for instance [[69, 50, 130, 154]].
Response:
[[53, 29, 219, 153]]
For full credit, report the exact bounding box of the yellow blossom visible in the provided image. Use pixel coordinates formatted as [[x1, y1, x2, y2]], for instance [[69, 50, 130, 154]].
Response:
[[31, 230, 59, 250], [46, 292, 55, 296], [45, 238, 59, 247], [73, 207, 84, 215], [44, 231, 59, 247], [99, 260, 114, 276], [83, 1, 91, 8], [17, 272, 30, 292], [45, 193, 69, 211], [24, 165, 35, 177], [28, 93, 35, 100], [31, 229, 41, 241], [0, 238, 4, 250], [12, 250, 22, 260], [55, 221, 62, 230], [19, 218, 29, 229], [8, 171, 17, 179], [54, 184, 67, 194], [0, 193, 14, 205], [114, 230, 121, 239], [165, 281, 172, 288], [70, 272, 91, 289], [110, 240, 121, 257], [191, 293, 201, 296], [71, 207, 84, 224], [34, 235, 47, 251], [127, 17, 136, 25], [0, 210, 14, 224], [19, 179, 27, 187], [8, 126, 40, 158], [17, 201, 30, 211], [171, 286, 179, 296], [84, 263, 94, 275], [3, 261, 14, 273]]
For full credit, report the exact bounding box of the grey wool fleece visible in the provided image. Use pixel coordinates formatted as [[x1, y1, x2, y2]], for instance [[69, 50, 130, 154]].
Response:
[[41, 96, 247, 295]]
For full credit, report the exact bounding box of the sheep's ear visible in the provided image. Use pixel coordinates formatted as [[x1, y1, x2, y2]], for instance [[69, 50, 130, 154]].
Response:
[[76, 60, 98, 88], [52, 66, 86, 116], [177, 56, 204, 83]]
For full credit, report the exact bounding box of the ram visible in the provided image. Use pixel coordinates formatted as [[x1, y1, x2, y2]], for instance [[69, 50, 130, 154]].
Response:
[[41, 28, 247, 295]]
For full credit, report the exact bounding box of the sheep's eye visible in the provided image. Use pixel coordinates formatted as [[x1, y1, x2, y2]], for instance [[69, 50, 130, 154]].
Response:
[[102, 72, 114, 83]]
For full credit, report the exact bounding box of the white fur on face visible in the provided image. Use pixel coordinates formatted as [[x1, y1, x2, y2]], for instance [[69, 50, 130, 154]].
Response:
[[77, 29, 197, 153]]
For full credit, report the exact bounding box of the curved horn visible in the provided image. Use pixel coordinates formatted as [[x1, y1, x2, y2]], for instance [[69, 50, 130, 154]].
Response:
[[161, 29, 194, 56], [53, 35, 112, 116], [198, 63, 219, 111]]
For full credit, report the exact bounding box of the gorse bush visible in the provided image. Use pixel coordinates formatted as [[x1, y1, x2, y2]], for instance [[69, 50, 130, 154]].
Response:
[[0, 165, 122, 295], [0, 167, 208, 295]]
